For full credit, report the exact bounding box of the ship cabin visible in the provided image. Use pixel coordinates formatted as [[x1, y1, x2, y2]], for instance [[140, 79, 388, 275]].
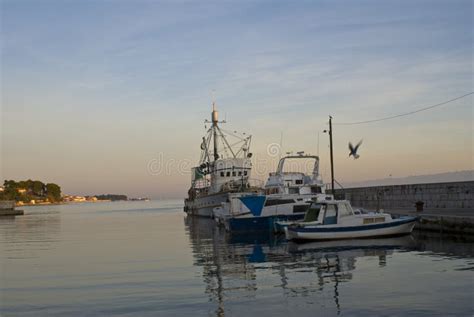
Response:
[[190, 157, 253, 196], [264, 154, 324, 196], [211, 157, 252, 193], [300, 200, 391, 226]]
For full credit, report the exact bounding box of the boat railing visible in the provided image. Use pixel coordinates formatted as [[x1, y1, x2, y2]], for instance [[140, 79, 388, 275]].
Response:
[[220, 178, 264, 193], [247, 178, 265, 189], [269, 172, 307, 176]]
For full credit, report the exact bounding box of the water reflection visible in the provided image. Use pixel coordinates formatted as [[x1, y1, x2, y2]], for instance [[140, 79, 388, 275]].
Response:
[[0, 210, 61, 259], [1, 203, 472, 316], [412, 231, 474, 259], [184, 216, 425, 316]]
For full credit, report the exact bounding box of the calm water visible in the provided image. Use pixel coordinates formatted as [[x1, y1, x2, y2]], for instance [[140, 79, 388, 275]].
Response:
[[1, 200, 473, 316]]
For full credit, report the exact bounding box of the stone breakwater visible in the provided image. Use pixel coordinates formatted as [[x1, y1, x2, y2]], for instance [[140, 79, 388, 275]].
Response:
[[335, 181, 474, 211], [335, 181, 474, 234]]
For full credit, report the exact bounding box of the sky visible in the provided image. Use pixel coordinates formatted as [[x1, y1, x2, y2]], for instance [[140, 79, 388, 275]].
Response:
[[1, 0, 473, 198]]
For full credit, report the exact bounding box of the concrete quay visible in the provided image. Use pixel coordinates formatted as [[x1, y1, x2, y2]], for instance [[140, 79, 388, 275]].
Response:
[[334, 181, 474, 234], [0, 200, 24, 216], [387, 207, 474, 235], [0, 209, 24, 216]]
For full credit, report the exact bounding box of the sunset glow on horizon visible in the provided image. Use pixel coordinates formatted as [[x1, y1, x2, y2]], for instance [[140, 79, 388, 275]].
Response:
[[2, 0, 472, 198]]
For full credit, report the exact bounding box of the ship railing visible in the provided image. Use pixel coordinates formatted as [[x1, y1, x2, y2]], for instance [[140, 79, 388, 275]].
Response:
[[247, 178, 265, 189], [222, 178, 264, 192]]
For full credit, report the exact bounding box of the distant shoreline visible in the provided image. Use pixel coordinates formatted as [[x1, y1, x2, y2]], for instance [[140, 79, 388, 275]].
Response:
[[15, 199, 168, 207], [16, 200, 115, 207]]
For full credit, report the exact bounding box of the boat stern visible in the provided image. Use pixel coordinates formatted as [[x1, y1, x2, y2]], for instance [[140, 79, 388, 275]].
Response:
[[284, 225, 301, 240]]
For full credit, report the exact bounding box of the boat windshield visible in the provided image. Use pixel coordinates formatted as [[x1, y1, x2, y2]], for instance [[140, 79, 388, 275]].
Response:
[[338, 201, 353, 217], [323, 204, 337, 224], [304, 203, 321, 222]]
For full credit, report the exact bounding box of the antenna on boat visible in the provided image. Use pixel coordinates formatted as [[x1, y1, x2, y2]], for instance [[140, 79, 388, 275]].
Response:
[[323, 115, 335, 195]]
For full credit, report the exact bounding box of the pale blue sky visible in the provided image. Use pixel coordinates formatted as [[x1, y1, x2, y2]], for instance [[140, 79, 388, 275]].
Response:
[[1, 0, 473, 198]]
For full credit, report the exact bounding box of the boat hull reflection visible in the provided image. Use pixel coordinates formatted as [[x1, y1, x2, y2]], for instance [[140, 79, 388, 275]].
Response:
[[184, 215, 418, 315]]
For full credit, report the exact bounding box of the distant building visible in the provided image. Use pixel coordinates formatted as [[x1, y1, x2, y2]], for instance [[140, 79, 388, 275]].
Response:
[[62, 195, 87, 202]]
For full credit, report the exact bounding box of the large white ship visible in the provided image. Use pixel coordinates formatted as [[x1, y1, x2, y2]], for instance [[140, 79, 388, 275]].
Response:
[[184, 103, 261, 217]]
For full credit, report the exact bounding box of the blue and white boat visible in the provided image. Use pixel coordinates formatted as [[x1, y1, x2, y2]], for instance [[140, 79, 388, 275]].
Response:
[[213, 154, 333, 232], [283, 200, 418, 241]]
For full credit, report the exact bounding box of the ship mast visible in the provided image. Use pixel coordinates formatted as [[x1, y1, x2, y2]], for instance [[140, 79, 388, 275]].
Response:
[[212, 102, 219, 161], [202, 101, 250, 165]]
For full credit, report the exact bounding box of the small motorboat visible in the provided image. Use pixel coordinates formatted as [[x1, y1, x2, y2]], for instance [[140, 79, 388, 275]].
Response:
[[284, 200, 418, 241]]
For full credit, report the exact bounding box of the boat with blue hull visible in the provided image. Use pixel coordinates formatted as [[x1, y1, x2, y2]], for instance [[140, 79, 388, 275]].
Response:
[[283, 200, 418, 241], [225, 200, 308, 232], [213, 154, 333, 232]]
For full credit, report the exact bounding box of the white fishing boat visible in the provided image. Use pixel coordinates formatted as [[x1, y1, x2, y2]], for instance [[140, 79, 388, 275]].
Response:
[[213, 153, 333, 231], [184, 103, 262, 217], [284, 200, 418, 241]]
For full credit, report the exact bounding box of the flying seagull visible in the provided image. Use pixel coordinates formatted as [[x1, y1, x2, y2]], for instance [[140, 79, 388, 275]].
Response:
[[348, 140, 363, 159]]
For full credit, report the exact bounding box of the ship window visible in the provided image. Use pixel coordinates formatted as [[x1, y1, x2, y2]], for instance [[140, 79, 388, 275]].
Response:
[[238, 171, 242, 176], [244, 171, 248, 176], [232, 171, 236, 176], [265, 199, 295, 206], [266, 188, 278, 195], [311, 186, 322, 193], [363, 217, 385, 224], [289, 188, 299, 194], [293, 204, 309, 213], [220, 172, 225, 177], [304, 204, 321, 222], [226, 172, 230, 177], [338, 202, 352, 217], [295, 179, 303, 185], [323, 205, 337, 224]]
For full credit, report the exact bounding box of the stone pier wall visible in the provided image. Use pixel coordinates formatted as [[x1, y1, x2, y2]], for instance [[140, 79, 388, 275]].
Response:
[[334, 181, 474, 210], [0, 201, 15, 210]]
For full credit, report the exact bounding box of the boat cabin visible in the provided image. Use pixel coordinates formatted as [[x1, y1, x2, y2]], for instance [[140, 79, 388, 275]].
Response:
[[303, 201, 391, 226], [211, 157, 252, 193], [265, 154, 324, 195], [190, 157, 253, 195]]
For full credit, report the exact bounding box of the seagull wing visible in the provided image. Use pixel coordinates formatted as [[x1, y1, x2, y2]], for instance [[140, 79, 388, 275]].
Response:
[[354, 140, 363, 151], [348, 142, 354, 152]]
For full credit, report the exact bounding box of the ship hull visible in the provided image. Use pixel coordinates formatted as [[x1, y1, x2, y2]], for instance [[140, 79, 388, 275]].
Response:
[[184, 192, 231, 218], [227, 213, 305, 232], [213, 193, 332, 232], [285, 216, 418, 241]]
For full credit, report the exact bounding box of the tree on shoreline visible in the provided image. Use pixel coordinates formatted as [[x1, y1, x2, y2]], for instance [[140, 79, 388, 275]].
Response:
[[46, 183, 61, 202], [1, 180, 62, 203]]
